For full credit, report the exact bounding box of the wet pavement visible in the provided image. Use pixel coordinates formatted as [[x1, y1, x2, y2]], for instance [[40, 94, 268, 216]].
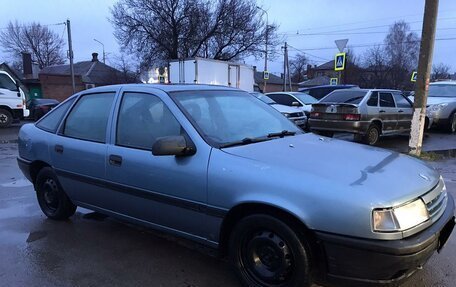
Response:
[[1, 122, 455, 287]]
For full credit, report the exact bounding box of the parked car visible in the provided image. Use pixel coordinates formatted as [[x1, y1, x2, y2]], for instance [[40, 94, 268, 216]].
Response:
[[266, 91, 318, 117], [17, 84, 455, 287], [0, 70, 29, 127], [26, 98, 60, 121], [309, 89, 432, 145], [298, 84, 359, 100], [250, 92, 307, 129], [409, 81, 456, 133]]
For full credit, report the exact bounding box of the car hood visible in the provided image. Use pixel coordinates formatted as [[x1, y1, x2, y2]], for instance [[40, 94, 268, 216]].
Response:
[[222, 133, 439, 207], [409, 96, 456, 105], [270, 104, 304, 114]]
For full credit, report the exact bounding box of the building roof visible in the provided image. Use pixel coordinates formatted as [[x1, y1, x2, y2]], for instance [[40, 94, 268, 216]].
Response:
[[255, 71, 284, 85], [314, 60, 334, 71], [299, 75, 331, 87], [40, 58, 122, 85]]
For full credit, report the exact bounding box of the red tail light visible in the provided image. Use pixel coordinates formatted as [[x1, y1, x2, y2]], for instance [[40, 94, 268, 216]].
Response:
[[310, 112, 320, 118], [343, 114, 361, 121]]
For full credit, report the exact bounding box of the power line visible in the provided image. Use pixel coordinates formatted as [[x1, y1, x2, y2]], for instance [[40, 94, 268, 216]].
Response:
[[287, 44, 331, 61], [283, 27, 456, 37], [0, 22, 66, 30], [291, 37, 456, 51]]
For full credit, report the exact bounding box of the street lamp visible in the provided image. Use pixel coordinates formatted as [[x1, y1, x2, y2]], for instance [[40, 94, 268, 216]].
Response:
[[93, 38, 106, 63], [256, 6, 268, 93]]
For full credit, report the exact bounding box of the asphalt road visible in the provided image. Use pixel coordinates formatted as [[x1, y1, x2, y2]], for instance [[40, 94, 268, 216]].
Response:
[[1, 122, 455, 287]]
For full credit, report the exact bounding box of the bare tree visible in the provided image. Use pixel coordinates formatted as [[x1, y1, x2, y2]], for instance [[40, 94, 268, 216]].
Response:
[[362, 45, 390, 88], [432, 63, 451, 80], [384, 21, 420, 89], [0, 21, 65, 69], [110, 53, 141, 83], [289, 53, 308, 83], [110, 0, 279, 68]]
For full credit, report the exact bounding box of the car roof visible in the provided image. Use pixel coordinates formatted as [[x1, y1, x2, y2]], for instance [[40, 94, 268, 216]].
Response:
[[78, 83, 240, 95], [300, 84, 358, 90]]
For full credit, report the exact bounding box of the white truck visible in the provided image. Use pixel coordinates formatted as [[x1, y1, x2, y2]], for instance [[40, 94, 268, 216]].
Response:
[[0, 70, 29, 128], [169, 58, 254, 92]]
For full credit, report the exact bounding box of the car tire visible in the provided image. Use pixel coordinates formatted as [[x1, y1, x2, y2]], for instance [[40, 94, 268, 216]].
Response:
[[36, 167, 76, 220], [229, 214, 311, 287], [0, 108, 13, 128], [363, 124, 380, 145], [448, 111, 456, 133]]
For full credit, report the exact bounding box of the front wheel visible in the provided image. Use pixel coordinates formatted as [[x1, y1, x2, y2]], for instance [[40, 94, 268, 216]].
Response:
[[0, 108, 13, 128], [36, 167, 76, 220], [229, 214, 311, 287], [448, 112, 456, 133]]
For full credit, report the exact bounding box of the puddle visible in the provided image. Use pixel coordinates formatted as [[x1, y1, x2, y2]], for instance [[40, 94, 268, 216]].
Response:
[[1, 178, 32, 188]]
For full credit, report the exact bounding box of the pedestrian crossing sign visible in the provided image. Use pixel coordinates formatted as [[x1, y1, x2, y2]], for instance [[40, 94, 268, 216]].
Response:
[[411, 71, 417, 82], [330, 78, 338, 85], [334, 53, 346, 71]]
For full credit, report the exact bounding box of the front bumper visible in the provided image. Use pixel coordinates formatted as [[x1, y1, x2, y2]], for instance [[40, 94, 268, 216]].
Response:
[[308, 119, 370, 134], [314, 193, 455, 287], [17, 156, 33, 183]]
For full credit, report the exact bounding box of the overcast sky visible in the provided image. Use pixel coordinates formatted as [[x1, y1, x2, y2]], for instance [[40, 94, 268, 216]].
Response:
[[1, 0, 455, 74]]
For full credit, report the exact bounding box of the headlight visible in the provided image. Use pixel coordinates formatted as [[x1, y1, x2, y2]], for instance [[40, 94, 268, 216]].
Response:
[[428, 103, 448, 112], [372, 198, 429, 232], [283, 113, 291, 118]]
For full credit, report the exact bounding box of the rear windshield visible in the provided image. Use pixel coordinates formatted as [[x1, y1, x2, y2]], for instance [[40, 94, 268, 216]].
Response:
[[320, 90, 367, 104]]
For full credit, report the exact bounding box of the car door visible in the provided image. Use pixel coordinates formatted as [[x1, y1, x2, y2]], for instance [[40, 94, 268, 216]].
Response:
[[365, 91, 380, 123], [105, 89, 211, 239], [50, 91, 117, 205], [393, 92, 414, 131], [378, 92, 398, 132]]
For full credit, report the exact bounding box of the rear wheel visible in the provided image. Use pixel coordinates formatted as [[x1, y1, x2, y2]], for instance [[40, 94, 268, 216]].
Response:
[[448, 112, 456, 133], [229, 214, 311, 287], [363, 124, 380, 145], [0, 108, 12, 128], [36, 167, 76, 220]]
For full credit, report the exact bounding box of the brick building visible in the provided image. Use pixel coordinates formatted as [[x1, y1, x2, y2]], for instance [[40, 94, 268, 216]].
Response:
[[39, 53, 123, 102]]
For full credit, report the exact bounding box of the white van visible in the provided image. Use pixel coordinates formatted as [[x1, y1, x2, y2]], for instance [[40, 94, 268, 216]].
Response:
[[0, 70, 29, 127]]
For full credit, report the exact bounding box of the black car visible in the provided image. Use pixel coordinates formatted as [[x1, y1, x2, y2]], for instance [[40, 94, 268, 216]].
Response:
[[26, 98, 60, 120], [299, 84, 359, 100]]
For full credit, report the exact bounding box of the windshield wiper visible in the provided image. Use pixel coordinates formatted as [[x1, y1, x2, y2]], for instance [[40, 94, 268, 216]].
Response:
[[219, 137, 271, 148], [267, 130, 296, 138]]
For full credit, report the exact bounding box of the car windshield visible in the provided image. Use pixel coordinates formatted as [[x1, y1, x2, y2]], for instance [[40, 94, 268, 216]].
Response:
[[291, 92, 318, 104], [172, 90, 302, 147], [320, 90, 367, 104], [428, 84, 456, 98], [253, 94, 276, 105]]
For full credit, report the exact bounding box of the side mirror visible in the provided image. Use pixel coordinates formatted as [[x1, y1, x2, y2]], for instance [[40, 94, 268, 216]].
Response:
[[152, 135, 195, 156], [292, 101, 301, 107]]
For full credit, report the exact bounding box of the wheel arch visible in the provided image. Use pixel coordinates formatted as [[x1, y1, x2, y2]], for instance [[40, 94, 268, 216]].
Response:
[[30, 160, 51, 185], [218, 202, 317, 257], [370, 119, 383, 134], [0, 105, 13, 113]]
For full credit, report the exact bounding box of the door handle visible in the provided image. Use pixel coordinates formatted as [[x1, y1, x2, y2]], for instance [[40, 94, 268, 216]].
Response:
[[379, 110, 386, 113], [55, 144, 64, 153], [398, 110, 404, 113], [109, 154, 122, 166]]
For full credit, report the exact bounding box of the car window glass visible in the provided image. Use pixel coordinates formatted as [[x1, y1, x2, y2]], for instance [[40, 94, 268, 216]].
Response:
[[393, 93, 412, 108], [367, 92, 379, 107], [0, 74, 17, 91], [320, 90, 367, 104], [117, 92, 182, 150], [379, 93, 396, 107], [63, 93, 115, 142], [36, 97, 75, 133], [267, 94, 295, 106]]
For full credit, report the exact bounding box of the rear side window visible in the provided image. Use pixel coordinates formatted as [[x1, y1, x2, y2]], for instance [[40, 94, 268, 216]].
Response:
[[63, 93, 115, 143], [393, 93, 412, 108], [367, 92, 379, 107], [379, 93, 396, 107], [320, 90, 367, 104], [116, 92, 182, 150], [36, 97, 75, 132]]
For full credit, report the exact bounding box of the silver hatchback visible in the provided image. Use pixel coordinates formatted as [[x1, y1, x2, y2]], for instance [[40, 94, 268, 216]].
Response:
[[309, 89, 431, 145]]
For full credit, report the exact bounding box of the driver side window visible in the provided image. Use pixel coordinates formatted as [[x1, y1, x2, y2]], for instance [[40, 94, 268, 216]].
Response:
[[116, 92, 182, 150]]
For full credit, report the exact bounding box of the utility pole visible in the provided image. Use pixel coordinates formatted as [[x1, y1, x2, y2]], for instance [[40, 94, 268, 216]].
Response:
[[282, 42, 288, 91], [67, 19, 75, 93], [94, 39, 106, 63], [257, 6, 268, 93], [286, 44, 292, 91], [409, 0, 439, 156]]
